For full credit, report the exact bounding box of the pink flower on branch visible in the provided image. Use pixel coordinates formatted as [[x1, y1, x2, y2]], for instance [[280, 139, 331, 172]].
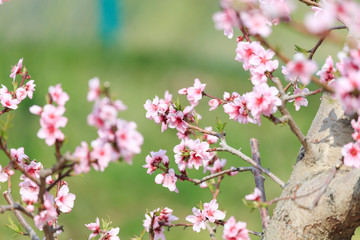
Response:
[[223, 216, 250, 240], [143, 149, 169, 174], [282, 53, 318, 85], [288, 87, 310, 111], [342, 142, 360, 168], [9, 58, 23, 81], [213, 8, 239, 39], [245, 83, 281, 124], [85, 218, 101, 240], [155, 168, 178, 193], [55, 185, 76, 213], [202, 199, 226, 223], [186, 207, 206, 233], [245, 187, 262, 201], [143, 207, 178, 240], [49, 84, 69, 106], [223, 95, 255, 124]]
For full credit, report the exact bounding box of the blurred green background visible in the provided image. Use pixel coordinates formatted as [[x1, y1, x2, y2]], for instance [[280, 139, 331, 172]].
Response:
[[0, 0, 353, 239]]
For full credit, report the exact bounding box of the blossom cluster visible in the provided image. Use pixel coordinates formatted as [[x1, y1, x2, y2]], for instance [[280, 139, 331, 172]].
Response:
[[213, 0, 294, 39], [186, 199, 226, 232], [72, 77, 143, 174], [333, 47, 360, 114], [8, 146, 76, 231], [342, 117, 360, 168], [0, 58, 36, 110], [143, 207, 178, 240], [86, 218, 120, 240], [305, 0, 360, 37], [223, 216, 250, 240], [30, 84, 68, 146]]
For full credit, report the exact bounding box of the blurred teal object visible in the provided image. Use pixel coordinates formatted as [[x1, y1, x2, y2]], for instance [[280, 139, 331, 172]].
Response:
[[99, 0, 122, 45]]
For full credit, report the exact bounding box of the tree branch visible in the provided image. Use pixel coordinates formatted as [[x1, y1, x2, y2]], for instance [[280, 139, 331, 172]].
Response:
[[3, 191, 40, 240], [271, 77, 310, 152], [298, 0, 320, 7], [250, 138, 269, 229], [216, 138, 285, 188]]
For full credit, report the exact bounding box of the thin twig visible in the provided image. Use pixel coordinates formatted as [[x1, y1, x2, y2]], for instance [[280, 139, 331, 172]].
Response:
[[308, 25, 347, 60], [3, 191, 40, 240], [187, 123, 224, 138], [0, 137, 40, 185], [271, 77, 310, 152], [250, 138, 269, 229], [216, 138, 285, 188], [283, 88, 322, 101], [298, 0, 320, 7], [0, 203, 34, 218], [248, 230, 262, 237], [189, 167, 253, 185], [205, 221, 216, 240]]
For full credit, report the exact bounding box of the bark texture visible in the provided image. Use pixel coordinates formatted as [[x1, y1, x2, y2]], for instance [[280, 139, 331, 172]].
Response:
[[263, 93, 360, 240]]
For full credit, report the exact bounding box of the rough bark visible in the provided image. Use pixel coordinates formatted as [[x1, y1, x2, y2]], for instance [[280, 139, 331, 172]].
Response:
[[263, 92, 360, 240]]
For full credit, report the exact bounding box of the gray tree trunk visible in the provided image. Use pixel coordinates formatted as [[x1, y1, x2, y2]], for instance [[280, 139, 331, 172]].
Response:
[[263, 92, 360, 239]]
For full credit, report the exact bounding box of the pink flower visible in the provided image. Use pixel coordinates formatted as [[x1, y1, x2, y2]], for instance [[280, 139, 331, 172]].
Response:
[[335, 71, 360, 114], [316, 55, 336, 85], [186, 207, 206, 232], [235, 41, 263, 70], [25, 80, 36, 99], [144, 208, 178, 240], [245, 187, 262, 201], [249, 48, 278, 73], [29, 105, 42, 115], [208, 99, 221, 111], [203, 199, 226, 223], [55, 185, 76, 213], [250, 68, 268, 85], [288, 87, 309, 111], [0, 93, 20, 109], [213, 8, 239, 39], [223, 216, 250, 240], [9, 58, 23, 81], [282, 53, 317, 85], [34, 193, 58, 230], [342, 142, 360, 168], [188, 139, 211, 170], [87, 77, 101, 102], [49, 84, 69, 106], [155, 168, 178, 193], [245, 83, 281, 123], [187, 78, 206, 106], [223, 96, 255, 124], [90, 139, 114, 172], [167, 110, 188, 133], [207, 159, 226, 174], [16, 87, 27, 101], [85, 218, 101, 240], [143, 149, 169, 174], [0, 165, 9, 182], [259, 0, 294, 20], [19, 178, 39, 205], [304, 7, 335, 34], [241, 10, 272, 37], [103, 228, 120, 240], [115, 120, 144, 164], [10, 147, 28, 166], [204, 126, 218, 145], [73, 141, 91, 174], [174, 139, 189, 172], [351, 117, 360, 142]]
